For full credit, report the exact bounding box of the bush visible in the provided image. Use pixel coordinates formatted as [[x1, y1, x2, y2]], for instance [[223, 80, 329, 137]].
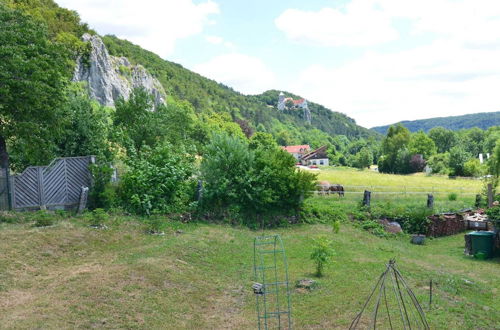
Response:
[[33, 210, 54, 227], [119, 143, 194, 216], [200, 134, 317, 227], [89, 208, 109, 227], [463, 158, 484, 177], [310, 236, 335, 277], [300, 200, 349, 224], [88, 163, 114, 210], [354, 220, 389, 238], [448, 192, 458, 201], [397, 207, 432, 234]]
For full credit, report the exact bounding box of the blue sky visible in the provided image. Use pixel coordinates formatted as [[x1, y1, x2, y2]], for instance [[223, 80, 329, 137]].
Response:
[[56, 0, 500, 128]]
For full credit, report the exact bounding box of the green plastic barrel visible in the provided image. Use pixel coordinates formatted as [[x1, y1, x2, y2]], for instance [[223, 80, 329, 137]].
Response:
[[470, 231, 495, 259]]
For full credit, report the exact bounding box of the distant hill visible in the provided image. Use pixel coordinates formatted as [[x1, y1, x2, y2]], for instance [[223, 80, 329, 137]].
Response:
[[371, 111, 500, 134]]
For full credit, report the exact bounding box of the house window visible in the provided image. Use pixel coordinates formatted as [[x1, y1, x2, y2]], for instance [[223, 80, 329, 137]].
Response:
[[320, 159, 324, 165]]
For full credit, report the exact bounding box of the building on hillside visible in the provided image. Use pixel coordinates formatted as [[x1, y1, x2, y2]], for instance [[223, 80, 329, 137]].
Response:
[[281, 145, 311, 162], [277, 92, 311, 124], [301, 146, 329, 166]]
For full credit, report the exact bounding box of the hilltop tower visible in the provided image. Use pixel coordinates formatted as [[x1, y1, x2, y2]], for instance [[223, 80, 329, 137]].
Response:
[[303, 101, 311, 124], [277, 92, 286, 111]]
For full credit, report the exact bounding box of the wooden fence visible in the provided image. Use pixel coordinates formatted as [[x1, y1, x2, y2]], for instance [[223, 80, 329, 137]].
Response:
[[0, 168, 9, 211], [10, 156, 94, 210]]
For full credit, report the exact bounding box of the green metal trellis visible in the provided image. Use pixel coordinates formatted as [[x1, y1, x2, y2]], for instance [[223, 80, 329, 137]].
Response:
[[253, 235, 292, 330]]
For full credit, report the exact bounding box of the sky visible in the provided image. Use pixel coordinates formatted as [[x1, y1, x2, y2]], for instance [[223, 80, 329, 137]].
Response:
[[55, 0, 500, 128]]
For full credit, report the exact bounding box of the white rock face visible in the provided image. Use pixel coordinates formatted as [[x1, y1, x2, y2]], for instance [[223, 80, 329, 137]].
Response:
[[73, 34, 166, 108]]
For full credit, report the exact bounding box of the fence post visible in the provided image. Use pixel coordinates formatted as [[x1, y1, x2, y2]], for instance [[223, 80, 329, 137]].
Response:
[[5, 167, 12, 210], [427, 194, 434, 209], [363, 190, 371, 207], [487, 183, 493, 208], [37, 167, 45, 209]]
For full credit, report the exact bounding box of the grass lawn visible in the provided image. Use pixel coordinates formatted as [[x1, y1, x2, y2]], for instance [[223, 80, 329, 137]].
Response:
[[0, 215, 498, 329]]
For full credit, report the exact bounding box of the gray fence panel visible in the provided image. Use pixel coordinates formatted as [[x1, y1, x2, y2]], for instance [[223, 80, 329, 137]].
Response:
[[12, 167, 41, 208], [12, 156, 93, 210]]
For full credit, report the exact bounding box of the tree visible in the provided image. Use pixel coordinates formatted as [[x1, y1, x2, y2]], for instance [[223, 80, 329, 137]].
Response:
[[429, 127, 457, 153], [408, 131, 437, 159], [249, 132, 277, 150], [0, 5, 70, 169], [448, 145, 472, 176], [460, 127, 485, 157], [354, 147, 373, 169], [379, 125, 411, 173], [113, 88, 157, 153], [57, 83, 112, 161], [427, 153, 450, 174]]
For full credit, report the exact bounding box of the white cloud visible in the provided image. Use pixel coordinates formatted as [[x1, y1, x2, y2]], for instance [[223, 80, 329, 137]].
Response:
[[205, 35, 223, 45], [275, 0, 398, 47], [379, 0, 500, 47], [55, 0, 219, 58], [276, 0, 500, 127], [194, 53, 276, 95], [205, 35, 235, 50], [288, 40, 500, 127]]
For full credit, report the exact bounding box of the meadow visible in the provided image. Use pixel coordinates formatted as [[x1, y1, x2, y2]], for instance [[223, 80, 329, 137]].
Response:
[[312, 167, 483, 213], [0, 168, 496, 329], [0, 216, 498, 329]]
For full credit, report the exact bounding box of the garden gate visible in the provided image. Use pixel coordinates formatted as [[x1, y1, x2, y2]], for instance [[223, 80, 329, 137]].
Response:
[[10, 156, 94, 210]]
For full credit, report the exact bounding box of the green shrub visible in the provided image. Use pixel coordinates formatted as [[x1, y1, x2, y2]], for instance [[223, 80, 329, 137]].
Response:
[[33, 210, 54, 227], [300, 200, 349, 224], [310, 236, 335, 277], [200, 134, 317, 227], [486, 206, 500, 229], [397, 207, 432, 234], [89, 208, 109, 227], [89, 163, 114, 210], [354, 220, 388, 238], [448, 192, 458, 201], [0, 212, 21, 224], [119, 143, 194, 216], [331, 220, 340, 234]]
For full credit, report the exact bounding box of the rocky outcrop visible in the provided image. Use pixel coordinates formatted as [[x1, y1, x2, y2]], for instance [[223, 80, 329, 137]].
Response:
[[73, 34, 166, 108]]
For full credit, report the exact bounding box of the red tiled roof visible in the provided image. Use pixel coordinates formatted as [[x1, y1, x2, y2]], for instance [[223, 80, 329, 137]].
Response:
[[281, 145, 311, 153], [293, 98, 305, 105]]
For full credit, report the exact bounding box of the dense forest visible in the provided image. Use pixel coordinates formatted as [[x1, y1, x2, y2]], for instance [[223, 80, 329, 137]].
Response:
[[372, 111, 500, 134]]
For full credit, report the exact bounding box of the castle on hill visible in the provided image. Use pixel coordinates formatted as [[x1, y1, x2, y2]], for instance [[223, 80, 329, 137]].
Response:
[[277, 92, 311, 123]]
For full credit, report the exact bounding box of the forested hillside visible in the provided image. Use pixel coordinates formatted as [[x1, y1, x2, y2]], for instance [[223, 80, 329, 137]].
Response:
[[372, 111, 500, 134], [1, 0, 377, 148]]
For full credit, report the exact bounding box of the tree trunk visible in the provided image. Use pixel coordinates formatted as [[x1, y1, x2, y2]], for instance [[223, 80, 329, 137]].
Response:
[[0, 135, 9, 170]]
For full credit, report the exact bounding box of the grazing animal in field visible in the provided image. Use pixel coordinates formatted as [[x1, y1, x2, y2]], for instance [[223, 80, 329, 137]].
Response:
[[329, 184, 344, 197], [316, 181, 331, 195]]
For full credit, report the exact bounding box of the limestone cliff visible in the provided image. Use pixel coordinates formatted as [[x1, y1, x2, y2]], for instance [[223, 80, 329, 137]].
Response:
[[73, 34, 166, 108]]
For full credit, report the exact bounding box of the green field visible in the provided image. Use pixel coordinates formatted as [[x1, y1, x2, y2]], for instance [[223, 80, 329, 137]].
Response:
[[0, 215, 498, 329], [317, 167, 483, 191], [311, 167, 484, 213]]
